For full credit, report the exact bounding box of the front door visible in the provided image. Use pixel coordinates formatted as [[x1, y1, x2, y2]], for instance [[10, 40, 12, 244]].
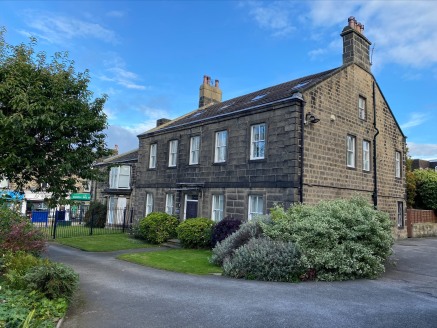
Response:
[[184, 194, 198, 220]]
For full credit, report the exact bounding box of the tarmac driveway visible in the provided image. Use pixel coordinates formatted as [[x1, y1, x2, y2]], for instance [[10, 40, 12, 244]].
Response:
[[47, 238, 437, 328]]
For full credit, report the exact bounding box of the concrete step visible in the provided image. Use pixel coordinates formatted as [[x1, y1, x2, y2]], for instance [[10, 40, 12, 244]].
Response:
[[162, 239, 182, 249]]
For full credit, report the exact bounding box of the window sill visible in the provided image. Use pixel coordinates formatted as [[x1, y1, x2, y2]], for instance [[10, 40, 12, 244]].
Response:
[[212, 162, 227, 166]]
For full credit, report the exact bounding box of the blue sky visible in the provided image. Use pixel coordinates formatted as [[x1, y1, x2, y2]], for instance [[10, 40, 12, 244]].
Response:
[[1, 1, 436, 159]]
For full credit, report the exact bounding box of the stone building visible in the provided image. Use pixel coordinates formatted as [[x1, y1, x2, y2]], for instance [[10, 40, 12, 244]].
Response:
[[91, 148, 138, 225], [133, 17, 407, 238], [411, 159, 437, 171]]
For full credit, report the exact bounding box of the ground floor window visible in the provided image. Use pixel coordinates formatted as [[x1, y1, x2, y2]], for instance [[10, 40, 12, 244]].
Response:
[[212, 194, 224, 222], [397, 201, 404, 228], [248, 195, 263, 220], [165, 193, 174, 215], [145, 193, 153, 216]]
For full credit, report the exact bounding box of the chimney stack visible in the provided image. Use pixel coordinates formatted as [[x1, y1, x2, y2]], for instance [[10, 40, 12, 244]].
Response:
[[341, 16, 372, 71], [199, 74, 222, 108], [156, 118, 171, 127]]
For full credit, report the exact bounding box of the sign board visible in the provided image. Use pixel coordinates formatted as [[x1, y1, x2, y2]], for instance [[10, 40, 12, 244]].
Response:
[[70, 193, 91, 201]]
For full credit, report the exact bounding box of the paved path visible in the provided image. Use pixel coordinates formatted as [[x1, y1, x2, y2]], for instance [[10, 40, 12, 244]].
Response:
[[46, 238, 437, 328]]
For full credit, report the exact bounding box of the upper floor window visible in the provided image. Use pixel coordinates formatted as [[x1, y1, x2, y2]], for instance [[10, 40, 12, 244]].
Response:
[[211, 194, 224, 222], [346, 135, 356, 168], [109, 165, 130, 189], [214, 130, 227, 163], [395, 151, 401, 178], [358, 96, 366, 120], [248, 195, 263, 220], [149, 144, 157, 169], [363, 140, 370, 172], [165, 193, 175, 215], [250, 123, 266, 160], [145, 193, 154, 216], [168, 140, 178, 167], [189, 136, 200, 165]]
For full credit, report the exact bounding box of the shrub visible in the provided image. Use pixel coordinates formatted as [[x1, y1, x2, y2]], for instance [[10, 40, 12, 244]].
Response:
[[24, 261, 79, 300], [261, 197, 394, 281], [223, 237, 303, 282], [0, 222, 46, 256], [2, 251, 43, 289], [176, 218, 214, 249], [413, 169, 437, 210], [211, 216, 242, 246], [84, 201, 107, 228], [0, 206, 28, 241], [0, 286, 68, 327], [210, 220, 263, 266], [139, 212, 179, 244]]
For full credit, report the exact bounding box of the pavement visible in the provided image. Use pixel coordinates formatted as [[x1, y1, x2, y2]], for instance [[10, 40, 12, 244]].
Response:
[[46, 238, 437, 328]]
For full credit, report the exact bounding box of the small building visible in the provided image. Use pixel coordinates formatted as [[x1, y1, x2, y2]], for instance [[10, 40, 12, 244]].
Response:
[[133, 17, 407, 238], [91, 149, 138, 225]]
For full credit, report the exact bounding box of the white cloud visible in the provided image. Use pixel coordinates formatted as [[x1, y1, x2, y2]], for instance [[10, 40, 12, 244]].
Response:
[[400, 113, 427, 129], [407, 142, 437, 160], [99, 55, 148, 90], [243, 1, 296, 37], [106, 10, 125, 18], [104, 125, 138, 154], [245, 1, 437, 69], [19, 10, 118, 45]]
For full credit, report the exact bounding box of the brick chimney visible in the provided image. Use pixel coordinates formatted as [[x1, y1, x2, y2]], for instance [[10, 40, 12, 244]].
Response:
[[340, 16, 372, 71], [198, 75, 222, 108]]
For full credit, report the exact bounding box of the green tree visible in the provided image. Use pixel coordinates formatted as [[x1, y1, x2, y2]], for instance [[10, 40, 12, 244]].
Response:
[[413, 169, 437, 210], [0, 29, 111, 204], [405, 154, 416, 208]]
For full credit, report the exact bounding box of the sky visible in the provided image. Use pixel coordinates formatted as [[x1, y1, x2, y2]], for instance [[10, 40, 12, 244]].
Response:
[[1, 0, 436, 159]]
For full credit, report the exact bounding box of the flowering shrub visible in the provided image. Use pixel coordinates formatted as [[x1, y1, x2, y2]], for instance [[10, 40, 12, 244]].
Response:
[[211, 216, 242, 246], [0, 222, 46, 256], [176, 218, 214, 249], [210, 220, 263, 266], [261, 197, 394, 281], [223, 237, 302, 282], [139, 212, 179, 244]]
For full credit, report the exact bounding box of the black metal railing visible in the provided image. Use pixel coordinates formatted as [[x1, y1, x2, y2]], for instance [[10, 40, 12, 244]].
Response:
[[30, 207, 134, 239]]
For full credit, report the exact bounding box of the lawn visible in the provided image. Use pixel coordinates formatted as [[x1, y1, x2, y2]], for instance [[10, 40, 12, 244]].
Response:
[[55, 234, 154, 252], [118, 249, 222, 275]]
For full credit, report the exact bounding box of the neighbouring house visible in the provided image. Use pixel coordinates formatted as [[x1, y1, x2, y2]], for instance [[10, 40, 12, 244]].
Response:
[[133, 17, 407, 238], [411, 159, 437, 171], [91, 148, 138, 226]]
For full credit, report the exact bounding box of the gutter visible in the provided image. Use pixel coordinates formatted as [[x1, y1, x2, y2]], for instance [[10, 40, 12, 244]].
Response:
[[372, 81, 379, 208]]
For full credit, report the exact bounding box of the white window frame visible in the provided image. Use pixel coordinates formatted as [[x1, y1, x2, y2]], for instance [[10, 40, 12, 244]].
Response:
[[359, 96, 366, 120], [189, 136, 200, 165], [395, 151, 401, 178], [165, 193, 175, 215], [211, 194, 224, 222], [250, 123, 266, 160], [168, 140, 178, 167], [397, 201, 404, 228], [363, 140, 370, 172], [109, 165, 131, 189], [347, 135, 356, 168], [149, 144, 157, 169], [214, 131, 227, 163], [248, 195, 263, 221], [145, 193, 154, 216]]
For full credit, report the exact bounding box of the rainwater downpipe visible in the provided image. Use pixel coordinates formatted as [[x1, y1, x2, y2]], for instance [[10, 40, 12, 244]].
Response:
[[372, 81, 379, 209], [299, 98, 305, 204]]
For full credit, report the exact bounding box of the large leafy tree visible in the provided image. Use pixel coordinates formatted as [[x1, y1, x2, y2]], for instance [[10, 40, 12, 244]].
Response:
[[0, 29, 111, 203]]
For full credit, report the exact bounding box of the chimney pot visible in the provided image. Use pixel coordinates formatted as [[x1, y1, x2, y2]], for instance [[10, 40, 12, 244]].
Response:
[[203, 75, 208, 85], [215, 79, 219, 88]]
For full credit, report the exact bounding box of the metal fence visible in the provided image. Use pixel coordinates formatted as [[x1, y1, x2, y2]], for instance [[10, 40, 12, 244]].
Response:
[[30, 208, 134, 239]]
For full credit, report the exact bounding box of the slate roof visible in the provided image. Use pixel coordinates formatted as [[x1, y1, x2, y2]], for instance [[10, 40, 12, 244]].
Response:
[[139, 67, 342, 136], [95, 149, 138, 166]]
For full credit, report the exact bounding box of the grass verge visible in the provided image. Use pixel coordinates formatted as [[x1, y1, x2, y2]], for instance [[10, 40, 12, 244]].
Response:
[[55, 234, 154, 252], [118, 249, 222, 275]]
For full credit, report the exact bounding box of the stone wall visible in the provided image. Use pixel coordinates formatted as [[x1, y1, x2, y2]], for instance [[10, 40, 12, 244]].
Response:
[[303, 64, 407, 238]]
